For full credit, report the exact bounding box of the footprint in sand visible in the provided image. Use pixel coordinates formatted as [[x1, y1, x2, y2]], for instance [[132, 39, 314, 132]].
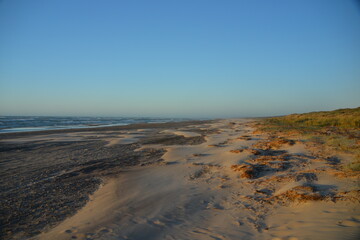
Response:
[[192, 153, 208, 157]]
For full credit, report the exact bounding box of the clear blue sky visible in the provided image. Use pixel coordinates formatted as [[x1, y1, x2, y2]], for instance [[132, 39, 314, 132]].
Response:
[[0, 0, 359, 118]]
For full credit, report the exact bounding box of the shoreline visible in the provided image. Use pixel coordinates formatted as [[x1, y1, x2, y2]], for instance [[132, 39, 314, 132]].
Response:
[[0, 120, 215, 139]]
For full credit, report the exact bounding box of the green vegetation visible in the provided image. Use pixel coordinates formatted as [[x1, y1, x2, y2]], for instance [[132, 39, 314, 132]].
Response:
[[266, 107, 360, 129], [260, 107, 360, 171]]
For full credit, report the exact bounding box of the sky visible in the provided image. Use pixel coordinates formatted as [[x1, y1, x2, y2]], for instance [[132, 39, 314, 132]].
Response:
[[0, 0, 359, 118]]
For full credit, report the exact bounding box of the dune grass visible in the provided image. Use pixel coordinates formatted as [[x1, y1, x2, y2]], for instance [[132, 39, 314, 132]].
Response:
[[259, 107, 360, 171], [265, 107, 360, 129]]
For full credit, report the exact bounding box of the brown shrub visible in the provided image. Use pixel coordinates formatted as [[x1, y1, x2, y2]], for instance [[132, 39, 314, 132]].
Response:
[[253, 138, 296, 150], [272, 185, 324, 203], [231, 164, 256, 179], [250, 149, 261, 155], [237, 135, 252, 140], [254, 154, 289, 162]]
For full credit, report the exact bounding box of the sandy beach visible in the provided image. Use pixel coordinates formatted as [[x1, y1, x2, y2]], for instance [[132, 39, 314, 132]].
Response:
[[2, 0, 359, 239], [1, 119, 359, 240]]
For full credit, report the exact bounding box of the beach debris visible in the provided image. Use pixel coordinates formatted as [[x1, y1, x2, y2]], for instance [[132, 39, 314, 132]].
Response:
[[229, 149, 244, 154], [208, 144, 224, 147], [192, 153, 207, 157]]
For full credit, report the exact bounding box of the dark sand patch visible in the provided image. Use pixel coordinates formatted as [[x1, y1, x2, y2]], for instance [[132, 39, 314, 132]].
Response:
[[0, 140, 165, 239], [0, 120, 213, 240]]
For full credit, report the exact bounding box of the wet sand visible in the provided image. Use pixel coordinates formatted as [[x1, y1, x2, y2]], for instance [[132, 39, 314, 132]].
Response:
[[1, 119, 359, 240]]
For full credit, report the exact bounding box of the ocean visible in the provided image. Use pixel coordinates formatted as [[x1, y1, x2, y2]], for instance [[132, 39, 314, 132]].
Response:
[[0, 116, 190, 133]]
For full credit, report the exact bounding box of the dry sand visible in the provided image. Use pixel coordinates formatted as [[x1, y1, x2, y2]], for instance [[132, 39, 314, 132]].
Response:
[[1, 119, 359, 240]]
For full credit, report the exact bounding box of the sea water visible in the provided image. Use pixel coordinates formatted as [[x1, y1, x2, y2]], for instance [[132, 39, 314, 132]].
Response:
[[0, 116, 190, 133]]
